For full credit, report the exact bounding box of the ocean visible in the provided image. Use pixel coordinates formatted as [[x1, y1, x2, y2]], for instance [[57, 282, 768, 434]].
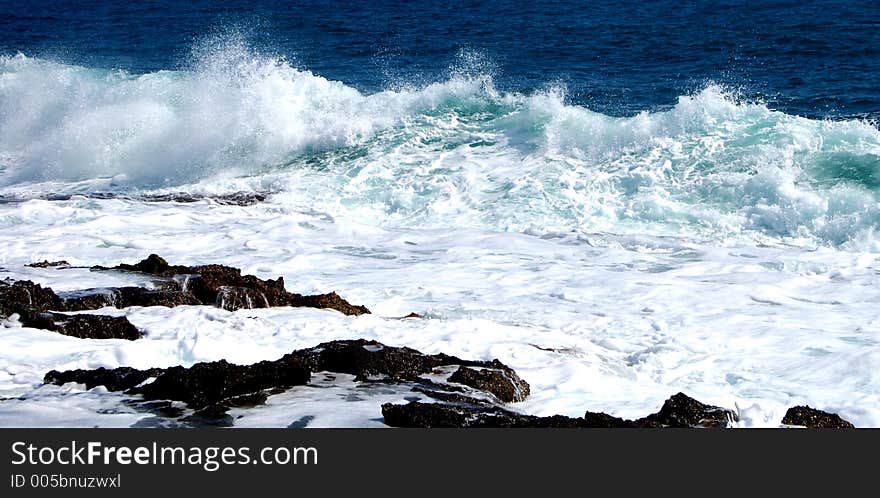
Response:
[[0, 0, 878, 427]]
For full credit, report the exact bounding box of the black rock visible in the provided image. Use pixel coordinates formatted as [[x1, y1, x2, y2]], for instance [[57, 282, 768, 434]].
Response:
[[283, 291, 371, 316], [383, 392, 740, 429], [0, 279, 64, 317], [131, 357, 310, 409], [782, 406, 854, 429], [62, 287, 202, 311], [381, 401, 634, 428], [26, 260, 71, 268], [447, 362, 530, 403], [107, 255, 371, 315], [45, 367, 164, 392], [287, 339, 503, 381], [636, 392, 738, 428], [17, 311, 143, 340]]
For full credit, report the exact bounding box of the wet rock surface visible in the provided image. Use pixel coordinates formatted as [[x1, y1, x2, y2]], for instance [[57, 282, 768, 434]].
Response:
[[45, 367, 165, 392], [26, 260, 71, 268], [381, 401, 635, 428], [2, 254, 372, 340], [62, 287, 202, 310], [382, 392, 737, 428], [635, 392, 738, 428], [42, 340, 524, 423], [0, 279, 64, 317], [20, 191, 269, 206], [38, 337, 854, 428], [782, 406, 855, 429], [447, 362, 530, 403], [104, 254, 371, 315], [17, 310, 143, 340], [133, 357, 310, 409], [287, 339, 501, 381], [1, 280, 142, 340]]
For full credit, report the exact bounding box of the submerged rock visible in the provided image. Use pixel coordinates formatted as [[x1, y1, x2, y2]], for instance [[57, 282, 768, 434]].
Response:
[[782, 406, 854, 429], [447, 363, 530, 403]]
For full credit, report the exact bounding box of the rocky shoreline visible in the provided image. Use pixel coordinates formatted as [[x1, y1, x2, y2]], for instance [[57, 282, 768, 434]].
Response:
[[2, 255, 856, 429]]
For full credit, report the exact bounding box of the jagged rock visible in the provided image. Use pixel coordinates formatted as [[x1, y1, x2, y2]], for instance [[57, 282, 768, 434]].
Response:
[[447, 362, 530, 403], [46, 356, 309, 411], [114, 287, 202, 308], [106, 255, 370, 315], [42, 339, 528, 426], [635, 392, 738, 428], [782, 406, 854, 429], [140, 192, 267, 206], [0, 280, 64, 317], [26, 260, 70, 268], [215, 286, 271, 311], [287, 339, 501, 381], [36, 191, 267, 206], [17, 311, 142, 340], [383, 392, 738, 429], [62, 287, 202, 311], [45, 367, 165, 392], [284, 291, 371, 316], [131, 357, 310, 409], [381, 401, 635, 428]]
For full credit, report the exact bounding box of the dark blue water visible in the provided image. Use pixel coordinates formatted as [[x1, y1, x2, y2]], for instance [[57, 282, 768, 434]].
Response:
[[1, 0, 878, 119]]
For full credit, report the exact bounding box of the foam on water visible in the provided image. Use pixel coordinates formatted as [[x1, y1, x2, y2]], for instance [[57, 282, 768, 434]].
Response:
[[1, 43, 879, 427], [2, 44, 879, 248]]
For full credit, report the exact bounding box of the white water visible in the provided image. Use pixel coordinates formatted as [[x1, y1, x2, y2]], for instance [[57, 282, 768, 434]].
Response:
[[1, 49, 879, 427], [0, 196, 878, 427]]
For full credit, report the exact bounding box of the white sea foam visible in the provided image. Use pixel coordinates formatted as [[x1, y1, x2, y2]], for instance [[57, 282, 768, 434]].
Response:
[[0, 197, 878, 427], [1, 46, 879, 427]]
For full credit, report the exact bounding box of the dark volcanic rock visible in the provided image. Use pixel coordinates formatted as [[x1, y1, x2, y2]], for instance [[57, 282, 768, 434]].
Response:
[[782, 406, 854, 429], [285, 291, 371, 316], [62, 287, 202, 311], [447, 362, 530, 403], [46, 356, 309, 411], [0, 280, 64, 317], [215, 286, 271, 311], [1, 280, 142, 340], [114, 287, 202, 308], [383, 392, 739, 429], [109, 253, 175, 275], [288, 339, 501, 381], [26, 260, 71, 268], [140, 192, 267, 206], [18, 311, 142, 340], [636, 392, 738, 428], [381, 401, 635, 428], [107, 255, 370, 315], [34, 191, 267, 206], [45, 367, 165, 392], [131, 357, 309, 409]]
